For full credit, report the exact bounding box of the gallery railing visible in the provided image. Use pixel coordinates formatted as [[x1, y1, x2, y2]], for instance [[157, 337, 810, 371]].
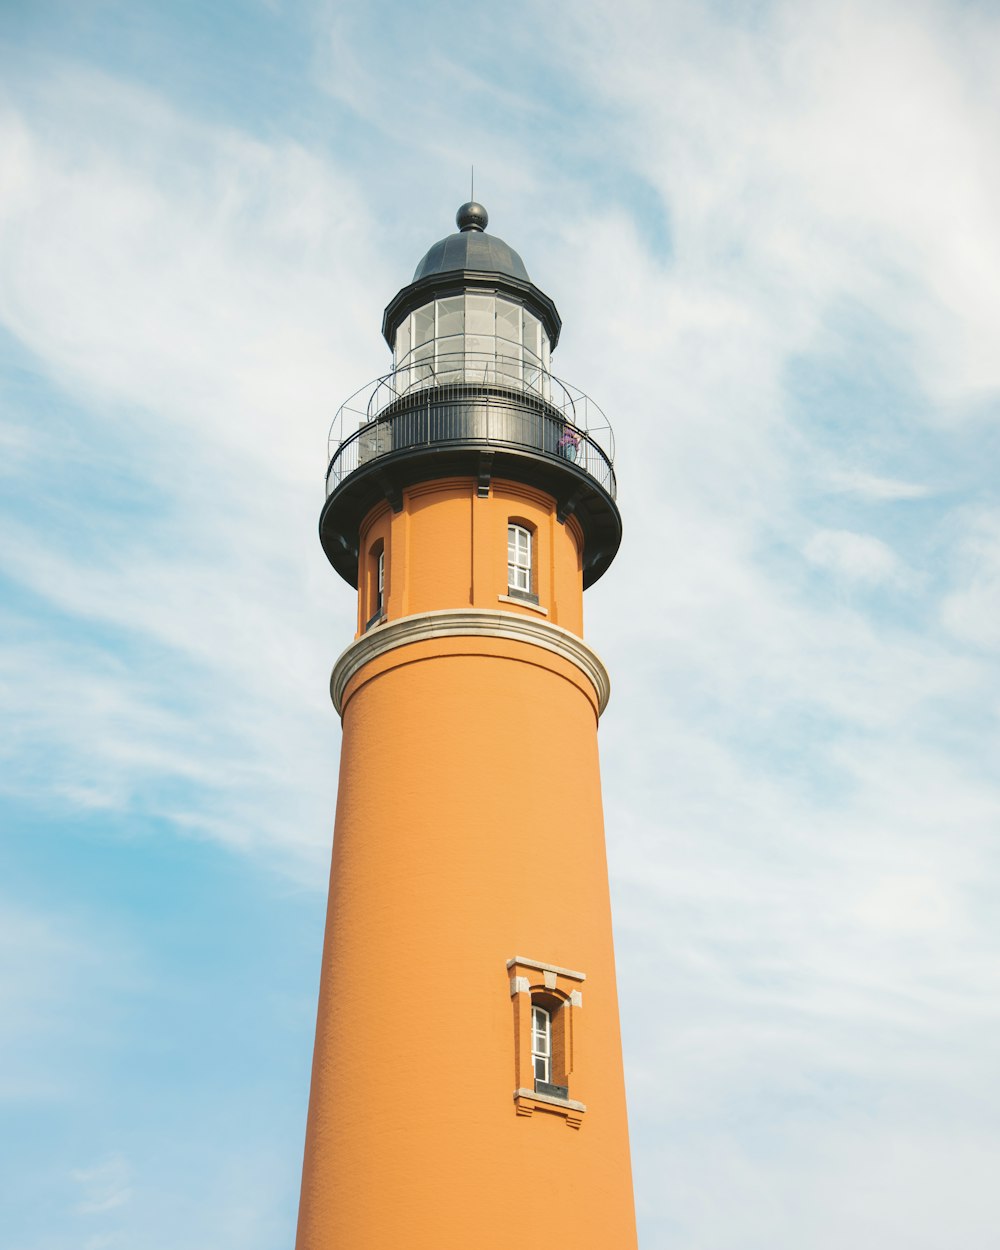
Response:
[[326, 353, 615, 499]]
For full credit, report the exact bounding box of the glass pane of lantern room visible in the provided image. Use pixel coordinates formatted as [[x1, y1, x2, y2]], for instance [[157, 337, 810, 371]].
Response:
[[465, 294, 495, 336], [412, 335, 433, 386], [413, 304, 434, 347], [465, 295, 495, 380], [496, 299, 521, 344], [437, 298, 465, 342], [465, 337, 494, 381], [522, 313, 543, 395], [435, 335, 463, 382], [523, 312, 541, 363], [497, 340, 522, 384], [436, 296, 463, 338], [394, 317, 411, 366]]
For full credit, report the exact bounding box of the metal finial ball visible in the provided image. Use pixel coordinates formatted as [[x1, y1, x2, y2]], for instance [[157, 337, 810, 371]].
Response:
[[456, 201, 488, 232]]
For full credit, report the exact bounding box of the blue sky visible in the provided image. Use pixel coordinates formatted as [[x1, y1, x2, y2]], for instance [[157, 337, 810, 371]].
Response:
[[2, 1, 1000, 1247]]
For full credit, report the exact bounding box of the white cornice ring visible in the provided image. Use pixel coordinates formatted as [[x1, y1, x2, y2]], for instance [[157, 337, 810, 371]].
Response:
[[330, 609, 610, 717]]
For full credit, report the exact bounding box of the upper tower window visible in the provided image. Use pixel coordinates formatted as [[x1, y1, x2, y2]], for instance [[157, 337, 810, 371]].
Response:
[[365, 539, 385, 631], [508, 523, 532, 596], [393, 295, 550, 396]]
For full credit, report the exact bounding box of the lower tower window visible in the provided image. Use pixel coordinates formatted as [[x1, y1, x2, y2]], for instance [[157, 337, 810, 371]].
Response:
[[531, 1005, 551, 1084], [508, 956, 586, 1127], [531, 997, 569, 1098]]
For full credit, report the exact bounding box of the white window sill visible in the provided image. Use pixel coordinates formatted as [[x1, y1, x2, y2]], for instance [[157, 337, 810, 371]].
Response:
[[513, 1088, 586, 1127], [515, 1087, 586, 1113], [497, 595, 548, 617]]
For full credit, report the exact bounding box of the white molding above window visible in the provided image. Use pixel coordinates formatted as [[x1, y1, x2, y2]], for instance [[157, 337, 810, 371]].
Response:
[[506, 955, 586, 983]]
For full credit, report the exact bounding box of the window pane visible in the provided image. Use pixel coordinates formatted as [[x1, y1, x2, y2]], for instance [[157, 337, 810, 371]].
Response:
[[436, 334, 463, 354], [413, 304, 434, 346], [394, 317, 411, 365], [466, 294, 494, 336], [496, 299, 521, 343], [435, 335, 464, 379], [497, 345, 522, 384], [508, 525, 532, 593], [523, 314, 544, 392], [412, 337, 432, 385], [464, 333, 494, 367], [523, 312, 541, 362], [532, 1006, 550, 1060], [437, 296, 463, 337]]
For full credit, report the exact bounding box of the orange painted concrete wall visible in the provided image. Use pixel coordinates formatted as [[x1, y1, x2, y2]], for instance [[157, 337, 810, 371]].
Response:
[[298, 480, 635, 1249], [356, 478, 585, 637]]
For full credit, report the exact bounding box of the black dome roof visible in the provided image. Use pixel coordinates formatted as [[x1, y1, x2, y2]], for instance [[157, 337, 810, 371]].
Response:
[[412, 202, 530, 282], [383, 203, 561, 350]]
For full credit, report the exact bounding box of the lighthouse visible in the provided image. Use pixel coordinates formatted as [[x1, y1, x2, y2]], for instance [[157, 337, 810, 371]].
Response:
[[296, 202, 637, 1248]]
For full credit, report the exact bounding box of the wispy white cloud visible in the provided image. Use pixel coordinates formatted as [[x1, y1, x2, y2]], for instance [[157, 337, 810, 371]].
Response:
[[823, 468, 930, 501], [941, 509, 1000, 651], [0, 70, 382, 870], [803, 527, 912, 587], [73, 1153, 132, 1215]]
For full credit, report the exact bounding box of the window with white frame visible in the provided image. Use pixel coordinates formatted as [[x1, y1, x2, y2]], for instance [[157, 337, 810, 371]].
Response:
[[531, 1005, 551, 1084], [365, 540, 385, 631], [507, 524, 532, 595]]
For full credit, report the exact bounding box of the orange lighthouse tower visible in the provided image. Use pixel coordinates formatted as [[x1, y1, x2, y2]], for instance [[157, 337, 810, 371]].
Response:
[[296, 201, 637, 1248]]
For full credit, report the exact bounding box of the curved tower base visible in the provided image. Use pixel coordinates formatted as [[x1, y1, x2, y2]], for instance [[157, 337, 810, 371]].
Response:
[[296, 622, 636, 1248]]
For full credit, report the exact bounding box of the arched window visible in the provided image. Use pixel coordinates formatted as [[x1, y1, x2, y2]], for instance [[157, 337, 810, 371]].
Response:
[[530, 994, 569, 1098], [365, 539, 385, 631], [509, 957, 586, 1125], [507, 523, 532, 596]]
